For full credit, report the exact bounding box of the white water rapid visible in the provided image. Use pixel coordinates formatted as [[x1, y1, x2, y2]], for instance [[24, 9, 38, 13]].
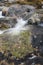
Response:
[[4, 18, 27, 35], [0, 11, 40, 35], [0, 18, 28, 35], [38, 23, 43, 27], [0, 30, 4, 34]]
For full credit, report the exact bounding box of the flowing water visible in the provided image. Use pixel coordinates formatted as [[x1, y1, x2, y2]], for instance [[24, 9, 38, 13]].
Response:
[[0, 18, 28, 35], [3, 18, 28, 35], [38, 23, 43, 27], [0, 10, 41, 35], [0, 7, 43, 65]]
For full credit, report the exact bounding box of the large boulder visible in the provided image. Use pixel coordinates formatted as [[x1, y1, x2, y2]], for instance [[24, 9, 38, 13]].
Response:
[[8, 4, 35, 19], [2, 7, 9, 16]]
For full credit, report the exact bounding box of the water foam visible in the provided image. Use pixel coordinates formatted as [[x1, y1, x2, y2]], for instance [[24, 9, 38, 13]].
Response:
[[0, 30, 4, 34], [3, 18, 27, 35], [0, 12, 40, 35]]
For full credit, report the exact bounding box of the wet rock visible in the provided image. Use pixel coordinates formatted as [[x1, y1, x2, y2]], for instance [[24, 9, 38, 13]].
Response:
[[7, 5, 40, 24], [31, 25, 43, 57], [0, 51, 43, 65], [0, 18, 17, 29], [2, 7, 9, 16], [2, 11, 6, 16], [0, 52, 5, 61], [8, 4, 35, 19]]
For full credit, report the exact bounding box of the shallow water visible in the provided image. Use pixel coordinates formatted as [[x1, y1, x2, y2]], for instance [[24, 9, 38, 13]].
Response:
[[38, 23, 43, 27]]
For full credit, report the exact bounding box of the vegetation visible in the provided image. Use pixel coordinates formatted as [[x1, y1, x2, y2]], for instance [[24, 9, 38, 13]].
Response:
[[0, 31, 33, 58], [4, 0, 43, 8]]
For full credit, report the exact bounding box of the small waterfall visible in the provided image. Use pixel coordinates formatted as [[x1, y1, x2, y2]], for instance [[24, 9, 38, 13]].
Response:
[[4, 18, 27, 35], [0, 18, 27, 35], [0, 12, 40, 35], [0, 30, 4, 34]]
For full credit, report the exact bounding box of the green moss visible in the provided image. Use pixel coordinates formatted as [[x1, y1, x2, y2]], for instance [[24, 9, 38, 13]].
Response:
[[0, 31, 33, 58]]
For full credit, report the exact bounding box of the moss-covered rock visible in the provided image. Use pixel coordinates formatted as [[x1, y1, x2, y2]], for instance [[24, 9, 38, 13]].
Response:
[[0, 31, 33, 58]]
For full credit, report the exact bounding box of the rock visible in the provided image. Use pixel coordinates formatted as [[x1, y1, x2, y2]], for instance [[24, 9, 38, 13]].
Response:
[[2, 7, 9, 16], [8, 0, 16, 3], [8, 4, 35, 20], [0, 5, 36, 29], [31, 25, 43, 57], [0, 19, 17, 29]]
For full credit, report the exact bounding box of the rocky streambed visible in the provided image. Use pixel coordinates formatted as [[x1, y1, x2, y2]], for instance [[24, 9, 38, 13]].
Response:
[[0, 4, 43, 65]]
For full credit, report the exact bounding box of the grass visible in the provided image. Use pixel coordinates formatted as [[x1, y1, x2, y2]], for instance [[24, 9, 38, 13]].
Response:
[[0, 30, 33, 58]]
